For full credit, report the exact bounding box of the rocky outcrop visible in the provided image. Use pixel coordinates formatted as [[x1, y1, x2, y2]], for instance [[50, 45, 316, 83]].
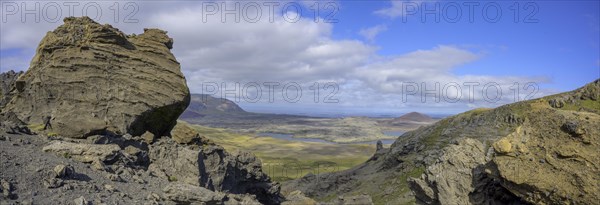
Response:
[[2, 17, 190, 138], [0, 70, 23, 109], [408, 138, 487, 205], [332, 195, 374, 205], [163, 182, 226, 204], [42, 141, 121, 163], [170, 121, 206, 144], [148, 137, 282, 204], [0, 111, 33, 135], [282, 190, 317, 205], [408, 138, 524, 205], [163, 183, 260, 205]]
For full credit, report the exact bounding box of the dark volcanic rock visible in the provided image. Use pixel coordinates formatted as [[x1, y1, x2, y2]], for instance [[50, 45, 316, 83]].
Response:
[[2, 17, 190, 138], [148, 137, 282, 204]]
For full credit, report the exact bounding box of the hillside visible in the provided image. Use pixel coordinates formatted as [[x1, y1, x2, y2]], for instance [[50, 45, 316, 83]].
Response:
[[395, 112, 434, 122], [283, 79, 600, 205]]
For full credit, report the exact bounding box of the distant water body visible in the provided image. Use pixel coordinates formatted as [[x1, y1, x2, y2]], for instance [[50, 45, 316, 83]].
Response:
[[257, 131, 404, 145], [382, 130, 404, 137]]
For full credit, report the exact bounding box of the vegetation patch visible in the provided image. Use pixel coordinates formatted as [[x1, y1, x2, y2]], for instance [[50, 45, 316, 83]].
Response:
[[190, 124, 376, 182]]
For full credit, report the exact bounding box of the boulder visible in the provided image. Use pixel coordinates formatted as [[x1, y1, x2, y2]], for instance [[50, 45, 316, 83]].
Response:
[[492, 138, 512, 154], [282, 190, 317, 205], [408, 138, 487, 205], [2, 17, 190, 138], [73, 196, 89, 205], [162, 183, 226, 204], [1, 179, 13, 199], [163, 183, 261, 205], [332, 195, 374, 205], [0, 111, 33, 135], [170, 121, 203, 144], [42, 141, 120, 163], [140, 131, 155, 144], [53, 164, 74, 178], [148, 138, 282, 204]]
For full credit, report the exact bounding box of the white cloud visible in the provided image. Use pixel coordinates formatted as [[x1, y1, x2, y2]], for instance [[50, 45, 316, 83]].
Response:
[[0, 1, 556, 114], [146, 5, 374, 88], [375, 0, 425, 19], [358, 24, 387, 42], [354, 45, 479, 93]]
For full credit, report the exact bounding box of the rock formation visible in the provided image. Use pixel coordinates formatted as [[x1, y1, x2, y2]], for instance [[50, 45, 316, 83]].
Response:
[[0, 17, 286, 205], [2, 16, 190, 138], [0, 70, 23, 108], [148, 136, 282, 204]]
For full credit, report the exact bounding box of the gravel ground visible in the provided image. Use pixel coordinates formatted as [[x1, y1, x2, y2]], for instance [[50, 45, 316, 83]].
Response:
[[0, 132, 171, 205]]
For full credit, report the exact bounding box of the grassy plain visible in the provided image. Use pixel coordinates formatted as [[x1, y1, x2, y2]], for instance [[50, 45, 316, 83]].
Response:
[[189, 124, 377, 182]]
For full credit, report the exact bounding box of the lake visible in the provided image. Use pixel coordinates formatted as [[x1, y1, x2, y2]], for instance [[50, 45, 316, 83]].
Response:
[[383, 130, 405, 137]]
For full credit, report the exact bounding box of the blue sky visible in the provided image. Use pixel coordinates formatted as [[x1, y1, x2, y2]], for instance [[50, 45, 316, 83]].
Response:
[[1, 1, 599, 116], [329, 1, 600, 90]]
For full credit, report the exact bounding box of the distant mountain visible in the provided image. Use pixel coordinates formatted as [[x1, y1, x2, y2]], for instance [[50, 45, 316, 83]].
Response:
[[180, 94, 246, 119], [394, 112, 434, 122]]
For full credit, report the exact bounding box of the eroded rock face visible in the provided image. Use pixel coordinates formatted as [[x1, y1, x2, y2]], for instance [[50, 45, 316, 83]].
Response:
[[0, 70, 23, 109], [409, 138, 487, 205], [3, 17, 190, 138], [148, 137, 282, 204]]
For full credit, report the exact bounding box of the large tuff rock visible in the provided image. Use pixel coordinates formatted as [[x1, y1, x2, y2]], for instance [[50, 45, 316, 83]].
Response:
[[2, 17, 190, 138], [148, 137, 282, 204]]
